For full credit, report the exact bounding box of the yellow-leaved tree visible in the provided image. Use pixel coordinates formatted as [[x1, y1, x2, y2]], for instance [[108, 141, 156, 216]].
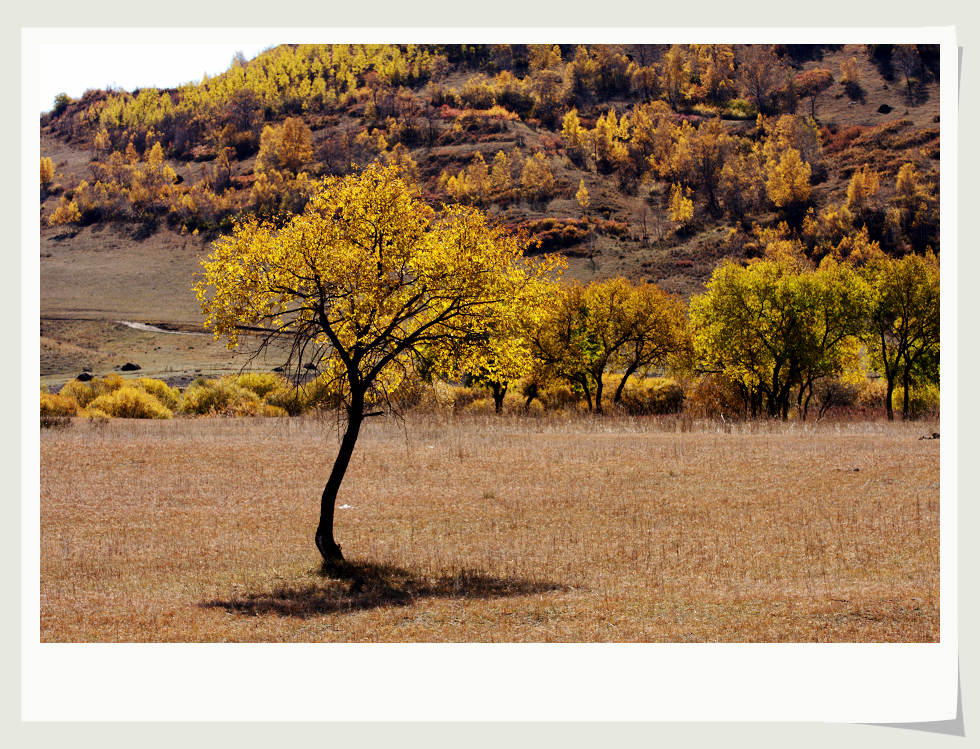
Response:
[[575, 179, 590, 215], [530, 277, 688, 414], [765, 146, 811, 211], [195, 164, 561, 564], [40, 157, 55, 195]]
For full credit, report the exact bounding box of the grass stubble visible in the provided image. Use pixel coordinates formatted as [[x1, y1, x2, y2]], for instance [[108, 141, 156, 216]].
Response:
[[40, 413, 939, 642]]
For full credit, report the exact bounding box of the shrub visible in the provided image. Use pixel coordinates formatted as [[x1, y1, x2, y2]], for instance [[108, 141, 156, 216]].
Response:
[[264, 386, 305, 416], [420, 381, 481, 412], [136, 378, 180, 410], [723, 98, 757, 120], [59, 374, 125, 407], [88, 386, 173, 419], [684, 374, 746, 419], [59, 379, 96, 406], [856, 378, 888, 412], [620, 377, 685, 415], [179, 378, 260, 416], [48, 197, 81, 226], [297, 374, 344, 412], [536, 382, 583, 411], [234, 372, 288, 398], [810, 378, 861, 419], [894, 383, 940, 419], [520, 218, 590, 254], [40, 391, 79, 417], [524, 398, 545, 416], [91, 373, 126, 398], [462, 397, 494, 413]]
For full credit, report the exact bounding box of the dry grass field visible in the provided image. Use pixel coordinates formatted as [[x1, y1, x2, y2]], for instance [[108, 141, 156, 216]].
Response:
[[39, 413, 939, 642]]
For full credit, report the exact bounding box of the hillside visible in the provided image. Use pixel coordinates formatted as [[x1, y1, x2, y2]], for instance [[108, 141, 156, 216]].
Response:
[[38, 43, 940, 387]]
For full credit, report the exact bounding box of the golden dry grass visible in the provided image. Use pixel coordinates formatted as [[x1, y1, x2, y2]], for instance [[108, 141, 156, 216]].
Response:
[[40, 413, 939, 642]]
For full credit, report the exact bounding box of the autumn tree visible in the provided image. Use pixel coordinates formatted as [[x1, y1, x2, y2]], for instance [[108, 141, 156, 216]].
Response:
[[610, 283, 690, 404], [561, 108, 590, 167], [719, 148, 764, 219], [893, 163, 939, 252], [760, 114, 822, 168], [490, 149, 515, 198], [659, 45, 691, 110], [792, 69, 834, 120], [40, 157, 55, 197], [860, 251, 940, 420], [689, 45, 737, 103], [844, 164, 880, 223], [668, 118, 731, 214], [690, 248, 867, 419], [667, 183, 694, 228], [531, 278, 686, 414], [528, 44, 563, 73], [520, 151, 556, 203], [765, 147, 811, 214], [840, 57, 860, 87], [575, 179, 590, 216], [590, 108, 629, 175], [892, 45, 921, 102], [457, 265, 565, 414], [196, 164, 560, 564], [256, 116, 314, 175], [840, 56, 863, 99], [737, 45, 785, 115]]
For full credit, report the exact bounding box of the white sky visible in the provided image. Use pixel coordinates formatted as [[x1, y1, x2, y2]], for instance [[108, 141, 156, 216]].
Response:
[[37, 41, 289, 114]]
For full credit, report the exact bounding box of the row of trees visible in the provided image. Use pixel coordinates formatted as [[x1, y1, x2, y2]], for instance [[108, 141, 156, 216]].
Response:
[[74, 45, 442, 153], [439, 149, 556, 206], [691, 245, 938, 421]]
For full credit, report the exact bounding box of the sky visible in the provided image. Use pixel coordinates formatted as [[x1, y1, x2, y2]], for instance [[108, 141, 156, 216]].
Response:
[[37, 41, 289, 114]]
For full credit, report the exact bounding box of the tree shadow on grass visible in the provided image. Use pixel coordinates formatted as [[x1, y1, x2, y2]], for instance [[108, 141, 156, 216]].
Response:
[[200, 560, 570, 618]]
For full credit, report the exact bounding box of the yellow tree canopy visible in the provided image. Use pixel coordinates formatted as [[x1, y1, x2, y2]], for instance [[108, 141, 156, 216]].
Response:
[[196, 163, 562, 410]]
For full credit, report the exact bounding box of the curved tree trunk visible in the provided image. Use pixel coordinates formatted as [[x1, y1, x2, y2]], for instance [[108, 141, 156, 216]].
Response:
[[614, 364, 639, 404], [315, 398, 364, 566]]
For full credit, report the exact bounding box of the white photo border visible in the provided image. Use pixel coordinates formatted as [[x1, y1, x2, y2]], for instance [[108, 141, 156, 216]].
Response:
[[22, 26, 958, 723]]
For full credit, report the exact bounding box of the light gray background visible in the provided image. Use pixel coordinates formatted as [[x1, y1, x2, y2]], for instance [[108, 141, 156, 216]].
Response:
[[4, 2, 975, 745]]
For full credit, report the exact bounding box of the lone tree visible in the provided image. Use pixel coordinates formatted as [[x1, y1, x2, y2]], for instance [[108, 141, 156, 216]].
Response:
[[196, 164, 560, 564]]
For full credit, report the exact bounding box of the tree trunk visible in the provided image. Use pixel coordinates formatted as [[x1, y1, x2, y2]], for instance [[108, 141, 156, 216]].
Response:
[[885, 377, 895, 421], [594, 375, 604, 415], [579, 376, 594, 412], [315, 397, 364, 565], [492, 382, 507, 414], [523, 383, 538, 412], [902, 368, 911, 420], [614, 365, 639, 404]]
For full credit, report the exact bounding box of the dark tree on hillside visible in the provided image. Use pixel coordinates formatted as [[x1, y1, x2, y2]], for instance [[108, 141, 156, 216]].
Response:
[[892, 45, 922, 102], [737, 45, 786, 115]]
